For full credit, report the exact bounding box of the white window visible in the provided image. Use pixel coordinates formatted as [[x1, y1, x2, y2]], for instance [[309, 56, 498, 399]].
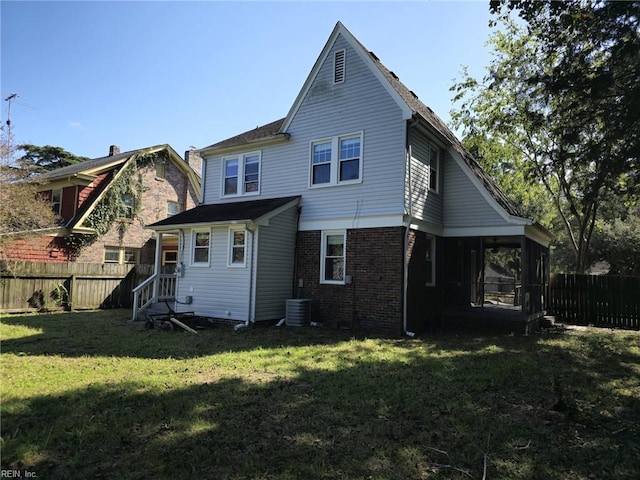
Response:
[[223, 152, 261, 196], [334, 49, 345, 84], [228, 227, 247, 267], [120, 193, 134, 219], [310, 133, 362, 187], [321, 230, 346, 284], [104, 247, 139, 264], [51, 188, 62, 215], [167, 201, 181, 216], [426, 235, 436, 286], [428, 145, 439, 193], [192, 230, 211, 266]]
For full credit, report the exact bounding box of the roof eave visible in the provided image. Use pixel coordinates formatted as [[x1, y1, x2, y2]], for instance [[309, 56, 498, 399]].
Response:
[[197, 133, 290, 157]]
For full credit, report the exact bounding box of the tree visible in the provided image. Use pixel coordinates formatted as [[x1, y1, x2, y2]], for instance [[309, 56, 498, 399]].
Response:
[[0, 140, 68, 262], [16, 144, 89, 175], [452, 1, 640, 272]]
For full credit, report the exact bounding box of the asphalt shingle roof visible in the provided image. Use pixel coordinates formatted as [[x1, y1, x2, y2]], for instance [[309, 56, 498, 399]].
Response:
[[148, 196, 300, 228], [200, 119, 286, 152], [35, 145, 171, 181]]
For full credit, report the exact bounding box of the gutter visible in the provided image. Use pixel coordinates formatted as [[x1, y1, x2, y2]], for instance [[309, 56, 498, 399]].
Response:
[[198, 133, 290, 157]]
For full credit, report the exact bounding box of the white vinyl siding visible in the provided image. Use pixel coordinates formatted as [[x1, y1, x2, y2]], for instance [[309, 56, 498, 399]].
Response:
[[175, 226, 252, 320], [443, 153, 506, 227], [407, 128, 443, 225], [254, 204, 299, 321], [201, 34, 406, 226]]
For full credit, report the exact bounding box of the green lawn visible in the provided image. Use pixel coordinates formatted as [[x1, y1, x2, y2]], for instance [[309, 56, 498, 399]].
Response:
[[1, 310, 639, 480]]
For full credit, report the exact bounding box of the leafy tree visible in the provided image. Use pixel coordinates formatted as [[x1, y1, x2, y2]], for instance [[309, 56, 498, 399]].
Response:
[[590, 203, 640, 276], [452, 1, 640, 273], [16, 144, 89, 174], [0, 140, 63, 262]]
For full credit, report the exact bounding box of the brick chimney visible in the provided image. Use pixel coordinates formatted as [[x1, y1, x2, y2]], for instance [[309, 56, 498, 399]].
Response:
[[109, 145, 120, 156], [184, 149, 202, 177]]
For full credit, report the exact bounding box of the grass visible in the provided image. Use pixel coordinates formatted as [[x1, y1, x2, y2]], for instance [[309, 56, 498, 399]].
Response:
[[1, 310, 639, 480]]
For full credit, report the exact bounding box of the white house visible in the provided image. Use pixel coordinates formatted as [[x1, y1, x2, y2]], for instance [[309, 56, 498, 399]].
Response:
[[142, 22, 552, 335]]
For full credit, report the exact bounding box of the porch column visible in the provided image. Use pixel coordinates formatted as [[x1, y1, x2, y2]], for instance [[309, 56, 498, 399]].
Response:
[[153, 232, 163, 300]]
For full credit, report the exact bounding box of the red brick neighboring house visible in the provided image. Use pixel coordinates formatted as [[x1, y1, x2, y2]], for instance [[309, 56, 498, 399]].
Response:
[[0, 145, 201, 265]]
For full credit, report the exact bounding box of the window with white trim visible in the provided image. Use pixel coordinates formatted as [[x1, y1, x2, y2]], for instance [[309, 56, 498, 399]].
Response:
[[321, 230, 346, 284], [192, 230, 211, 265], [428, 145, 439, 193], [223, 152, 261, 196], [51, 188, 62, 215], [104, 246, 139, 265], [310, 133, 362, 187], [228, 227, 246, 267], [334, 49, 345, 84], [120, 193, 135, 219], [167, 201, 181, 216], [425, 235, 436, 286]]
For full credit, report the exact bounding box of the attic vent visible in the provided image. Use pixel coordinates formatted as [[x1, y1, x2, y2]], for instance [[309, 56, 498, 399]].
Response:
[[369, 51, 379, 62], [334, 49, 345, 84], [409, 90, 419, 99], [389, 71, 399, 80]]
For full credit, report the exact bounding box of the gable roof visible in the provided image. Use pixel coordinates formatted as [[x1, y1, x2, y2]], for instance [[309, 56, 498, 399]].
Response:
[[148, 196, 300, 230], [198, 119, 289, 156], [197, 23, 525, 223], [35, 144, 202, 234], [36, 144, 200, 191], [287, 22, 522, 219]]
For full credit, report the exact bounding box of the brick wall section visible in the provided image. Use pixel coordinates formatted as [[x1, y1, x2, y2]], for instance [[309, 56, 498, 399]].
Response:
[[296, 227, 405, 335], [76, 160, 198, 263], [0, 236, 70, 262]]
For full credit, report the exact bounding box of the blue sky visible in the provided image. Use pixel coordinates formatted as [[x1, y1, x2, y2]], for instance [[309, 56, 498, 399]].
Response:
[[1, 0, 494, 160]]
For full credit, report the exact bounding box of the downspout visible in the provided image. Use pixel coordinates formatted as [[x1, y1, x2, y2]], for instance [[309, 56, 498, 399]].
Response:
[[291, 206, 302, 298], [403, 143, 415, 337], [235, 223, 255, 331]]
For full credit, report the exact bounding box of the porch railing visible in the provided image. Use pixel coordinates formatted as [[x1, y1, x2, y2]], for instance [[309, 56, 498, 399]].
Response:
[[131, 273, 177, 321]]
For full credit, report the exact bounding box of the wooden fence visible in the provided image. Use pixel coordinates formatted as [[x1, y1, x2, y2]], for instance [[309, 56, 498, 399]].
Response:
[[0, 262, 155, 314], [549, 273, 640, 329]]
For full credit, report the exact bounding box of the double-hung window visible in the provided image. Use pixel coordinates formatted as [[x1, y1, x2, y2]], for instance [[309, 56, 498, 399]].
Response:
[[120, 193, 134, 219], [223, 152, 261, 196], [425, 235, 436, 286], [192, 230, 211, 266], [51, 188, 62, 215], [228, 227, 246, 267], [321, 230, 346, 284], [104, 246, 139, 264], [310, 133, 362, 187]]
